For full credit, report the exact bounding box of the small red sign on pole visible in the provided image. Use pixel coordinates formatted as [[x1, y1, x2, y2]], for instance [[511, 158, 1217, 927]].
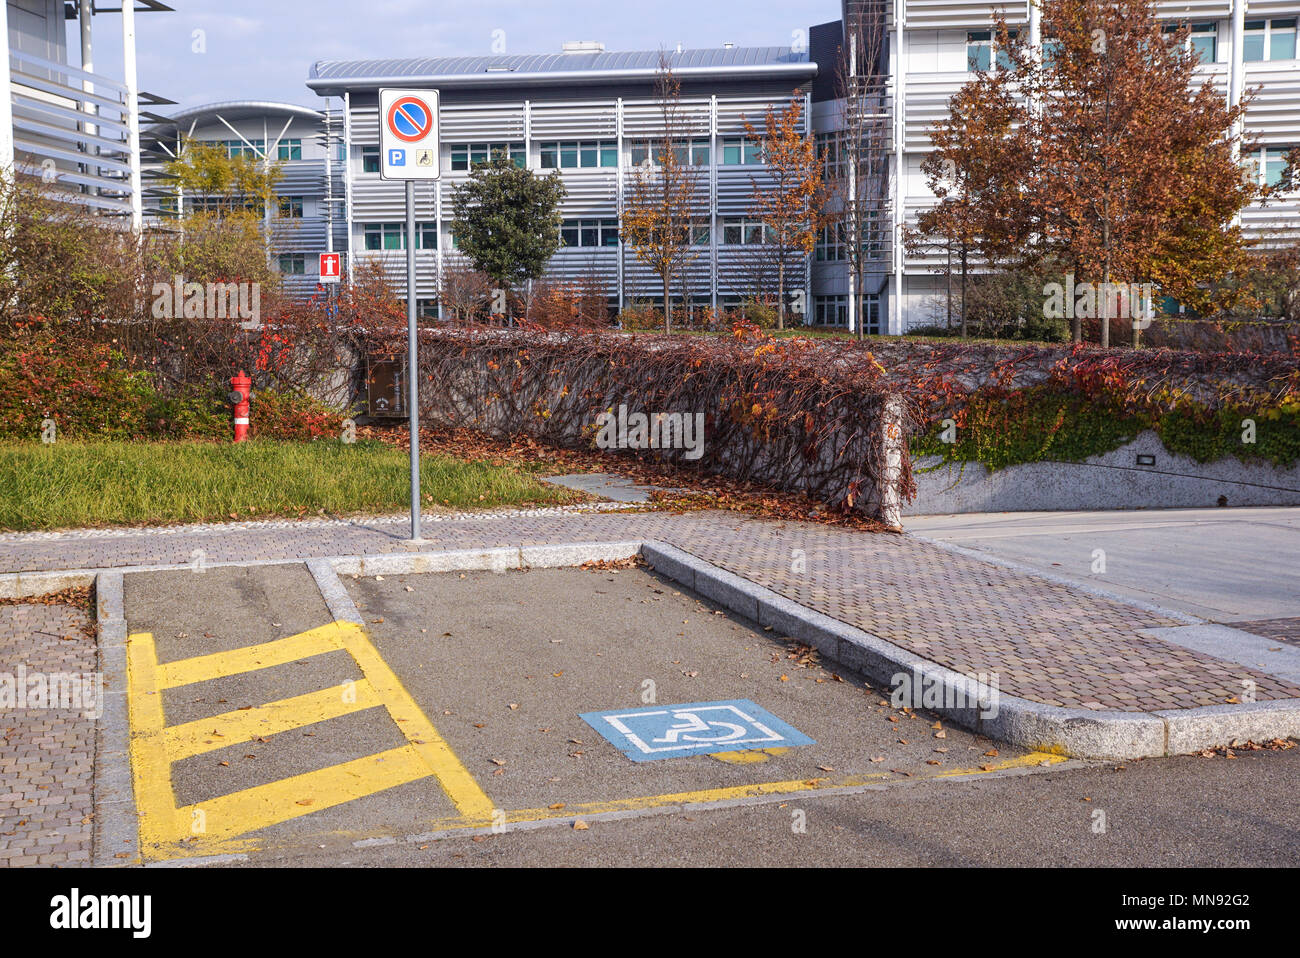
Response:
[[319, 252, 341, 284]]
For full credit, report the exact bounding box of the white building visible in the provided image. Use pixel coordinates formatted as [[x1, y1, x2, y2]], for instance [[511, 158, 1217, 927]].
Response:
[[306, 44, 817, 318], [0, 0, 173, 229], [142, 101, 348, 296], [864, 0, 1300, 331]]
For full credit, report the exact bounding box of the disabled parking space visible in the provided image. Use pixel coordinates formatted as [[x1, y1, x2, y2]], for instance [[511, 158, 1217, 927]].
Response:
[[345, 563, 1038, 821], [120, 559, 1046, 862], [123, 565, 480, 860]]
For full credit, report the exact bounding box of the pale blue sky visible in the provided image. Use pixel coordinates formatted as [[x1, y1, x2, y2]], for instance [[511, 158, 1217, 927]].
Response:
[[81, 0, 842, 111]]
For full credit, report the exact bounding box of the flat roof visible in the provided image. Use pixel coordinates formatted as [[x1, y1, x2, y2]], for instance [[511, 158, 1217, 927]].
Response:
[[307, 46, 816, 95]]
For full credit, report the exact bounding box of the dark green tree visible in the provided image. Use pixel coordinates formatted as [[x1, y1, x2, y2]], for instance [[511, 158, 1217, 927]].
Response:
[[449, 152, 566, 317]]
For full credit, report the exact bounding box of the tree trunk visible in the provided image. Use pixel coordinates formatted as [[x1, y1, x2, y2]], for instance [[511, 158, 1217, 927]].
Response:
[[1101, 223, 1111, 348], [960, 244, 968, 339], [662, 272, 672, 334], [776, 254, 786, 330]]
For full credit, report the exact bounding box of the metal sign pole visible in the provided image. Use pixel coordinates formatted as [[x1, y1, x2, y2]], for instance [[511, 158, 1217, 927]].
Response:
[[378, 87, 438, 543], [406, 179, 421, 542]]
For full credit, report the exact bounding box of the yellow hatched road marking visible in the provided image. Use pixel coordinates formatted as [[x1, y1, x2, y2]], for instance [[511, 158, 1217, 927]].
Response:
[[127, 621, 495, 858], [160, 681, 383, 760], [127, 633, 179, 856], [154, 623, 345, 690], [174, 745, 433, 845], [337, 623, 496, 821]]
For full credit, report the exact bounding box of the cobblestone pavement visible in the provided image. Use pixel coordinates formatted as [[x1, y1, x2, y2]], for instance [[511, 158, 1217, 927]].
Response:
[[1233, 617, 1300, 646], [3, 508, 1298, 713], [0, 604, 96, 867]]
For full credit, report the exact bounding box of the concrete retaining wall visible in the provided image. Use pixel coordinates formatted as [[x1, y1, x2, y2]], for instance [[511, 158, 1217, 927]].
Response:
[[907, 430, 1300, 515]]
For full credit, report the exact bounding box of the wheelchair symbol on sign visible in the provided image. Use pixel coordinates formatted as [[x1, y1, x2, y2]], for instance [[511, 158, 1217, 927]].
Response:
[[652, 710, 747, 745]]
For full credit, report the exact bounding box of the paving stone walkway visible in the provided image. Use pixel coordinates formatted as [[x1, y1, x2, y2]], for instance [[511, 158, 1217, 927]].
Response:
[[0, 604, 96, 867], [4, 508, 1299, 715]]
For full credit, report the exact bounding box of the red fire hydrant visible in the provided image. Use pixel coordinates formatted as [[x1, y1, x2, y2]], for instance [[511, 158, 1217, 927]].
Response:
[[229, 371, 251, 442]]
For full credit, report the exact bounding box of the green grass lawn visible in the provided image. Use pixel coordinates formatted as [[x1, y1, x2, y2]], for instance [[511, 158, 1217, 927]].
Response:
[[0, 439, 579, 532]]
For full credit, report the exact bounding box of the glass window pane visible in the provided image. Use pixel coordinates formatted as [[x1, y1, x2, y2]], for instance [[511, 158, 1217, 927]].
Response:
[[744, 141, 762, 164], [631, 143, 649, 166], [693, 141, 710, 165], [561, 223, 579, 247], [1191, 35, 1216, 62], [1271, 21, 1296, 60], [723, 222, 741, 244], [540, 143, 557, 168], [561, 143, 579, 167], [745, 223, 763, 244], [577, 143, 595, 167], [600, 144, 618, 167], [1243, 30, 1265, 61], [384, 225, 403, 251], [723, 141, 742, 165], [1265, 150, 1287, 187], [451, 146, 468, 171]]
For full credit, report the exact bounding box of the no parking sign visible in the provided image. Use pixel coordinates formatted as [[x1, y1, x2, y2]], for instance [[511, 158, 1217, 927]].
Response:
[[380, 89, 440, 181]]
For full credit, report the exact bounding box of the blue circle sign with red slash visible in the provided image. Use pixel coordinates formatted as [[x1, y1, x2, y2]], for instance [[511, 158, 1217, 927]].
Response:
[[387, 96, 432, 142]]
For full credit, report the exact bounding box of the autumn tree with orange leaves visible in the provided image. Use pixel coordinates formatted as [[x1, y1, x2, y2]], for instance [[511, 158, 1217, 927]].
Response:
[[744, 97, 826, 330], [920, 0, 1262, 347], [621, 54, 704, 333]]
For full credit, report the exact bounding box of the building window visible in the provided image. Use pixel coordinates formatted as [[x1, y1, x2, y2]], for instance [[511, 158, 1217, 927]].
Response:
[[967, 31, 992, 71], [417, 299, 440, 319], [278, 196, 304, 218], [817, 132, 845, 180], [1248, 146, 1296, 188], [814, 295, 848, 327], [1190, 21, 1218, 62], [539, 141, 618, 169], [361, 145, 380, 173], [721, 217, 772, 245], [277, 254, 306, 275], [629, 139, 710, 167], [861, 294, 881, 334], [560, 218, 619, 248], [967, 30, 1018, 71], [277, 139, 302, 161], [1244, 19, 1297, 61], [1165, 21, 1218, 62], [449, 142, 526, 171], [363, 222, 438, 251], [815, 222, 845, 261], [720, 137, 763, 165]]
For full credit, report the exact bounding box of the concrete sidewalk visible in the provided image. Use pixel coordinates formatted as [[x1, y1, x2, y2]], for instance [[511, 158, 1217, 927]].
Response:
[[906, 507, 1300, 623], [4, 506, 1300, 728]]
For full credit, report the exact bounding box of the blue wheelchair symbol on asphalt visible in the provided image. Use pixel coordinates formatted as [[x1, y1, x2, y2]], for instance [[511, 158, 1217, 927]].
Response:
[[389, 148, 406, 166], [580, 699, 814, 762]]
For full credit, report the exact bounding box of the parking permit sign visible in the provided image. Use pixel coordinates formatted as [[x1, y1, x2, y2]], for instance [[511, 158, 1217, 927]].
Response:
[[380, 89, 440, 181], [580, 700, 814, 763]]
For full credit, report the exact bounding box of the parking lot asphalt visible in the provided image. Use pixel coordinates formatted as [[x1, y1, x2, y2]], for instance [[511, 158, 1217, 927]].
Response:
[[119, 561, 1047, 863]]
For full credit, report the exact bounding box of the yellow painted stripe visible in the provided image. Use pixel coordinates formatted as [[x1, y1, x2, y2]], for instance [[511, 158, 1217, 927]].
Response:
[[126, 633, 180, 854], [173, 745, 432, 845], [502, 752, 1069, 825], [337, 622, 496, 821], [160, 681, 383, 760], [155, 623, 345, 690]]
